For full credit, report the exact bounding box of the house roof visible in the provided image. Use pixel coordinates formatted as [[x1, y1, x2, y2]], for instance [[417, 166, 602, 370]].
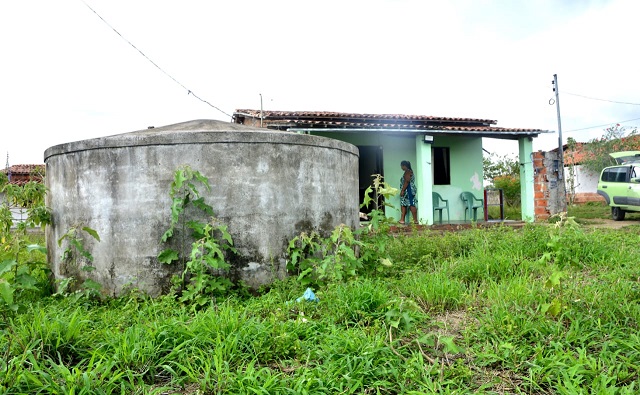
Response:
[[557, 135, 640, 165], [233, 109, 549, 139], [559, 142, 588, 166], [2, 164, 45, 185], [235, 109, 498, 125], [4, 164, 44, 175]]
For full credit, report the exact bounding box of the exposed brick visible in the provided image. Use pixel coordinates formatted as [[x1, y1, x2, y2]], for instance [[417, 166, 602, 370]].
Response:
[[535, 207, 549, 215], [570, 193, 605, 204], [535, 200, 548, 208]]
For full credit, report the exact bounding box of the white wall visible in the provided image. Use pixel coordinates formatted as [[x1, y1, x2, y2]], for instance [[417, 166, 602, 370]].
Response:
[[0, 191, 28, 225], [565, 165, 599, 193]]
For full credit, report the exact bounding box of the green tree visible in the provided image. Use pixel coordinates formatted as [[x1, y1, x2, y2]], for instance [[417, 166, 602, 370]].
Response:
[[483, 153, 520, 207], [483, 153, 519, 182], [565, 137, 580, 205], [581, 124, 639, 174], [0, 179, 50, 315]]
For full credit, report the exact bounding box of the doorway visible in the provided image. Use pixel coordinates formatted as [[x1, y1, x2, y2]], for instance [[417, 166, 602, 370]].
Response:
[[357, 146, 384, 214]]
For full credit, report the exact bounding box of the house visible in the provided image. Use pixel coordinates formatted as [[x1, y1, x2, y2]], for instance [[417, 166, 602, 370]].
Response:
[[560, 135, 640, 204], [233, 110, 549, 224], [1, 164, 45, 224], [2, 164, 45, 185], [558, 142, 602, 204]]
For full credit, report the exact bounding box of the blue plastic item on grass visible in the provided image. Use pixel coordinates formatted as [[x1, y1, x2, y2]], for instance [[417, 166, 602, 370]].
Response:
[[296, 288, 319, 303]]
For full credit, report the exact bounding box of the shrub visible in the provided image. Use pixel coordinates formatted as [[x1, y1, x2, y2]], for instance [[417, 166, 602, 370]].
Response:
[[493, 175, 521, 207]]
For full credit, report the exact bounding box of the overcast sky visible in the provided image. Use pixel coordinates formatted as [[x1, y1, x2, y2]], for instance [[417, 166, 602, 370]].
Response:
[[2, 0, 638, 165]]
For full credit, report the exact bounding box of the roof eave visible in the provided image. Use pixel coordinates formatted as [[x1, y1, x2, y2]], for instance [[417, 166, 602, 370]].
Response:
[[233, 110, 498, 126], [288, 128, 549, 139]]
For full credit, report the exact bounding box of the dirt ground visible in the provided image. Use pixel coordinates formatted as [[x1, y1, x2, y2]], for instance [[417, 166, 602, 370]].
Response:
[[387, 217, 640, 234], [578, 218, 640, 229]]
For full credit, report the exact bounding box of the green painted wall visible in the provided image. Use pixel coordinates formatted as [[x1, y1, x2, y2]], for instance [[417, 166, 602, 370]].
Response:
[[431, 135, 484, 221], [415, 136, 433, 224], [311, 131, 485, 223], [519, 137, 534, 221], [309, 131, 542, 225], [311, 132, 415, 219]]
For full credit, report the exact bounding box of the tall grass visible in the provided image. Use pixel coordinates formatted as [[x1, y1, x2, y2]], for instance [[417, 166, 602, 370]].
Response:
[[2, 224, 640, 393]]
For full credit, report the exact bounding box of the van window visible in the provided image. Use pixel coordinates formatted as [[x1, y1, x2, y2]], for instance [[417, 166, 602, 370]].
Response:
[[617, 168, 628, 182], [614, 167, 627, 182], [601, 167, 628, 182]]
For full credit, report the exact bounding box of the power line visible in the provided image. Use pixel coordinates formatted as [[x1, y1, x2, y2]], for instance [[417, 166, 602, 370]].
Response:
[[565, 117, 640, 133], [80, 1, 232, 118], [564, 92, 640, 106]]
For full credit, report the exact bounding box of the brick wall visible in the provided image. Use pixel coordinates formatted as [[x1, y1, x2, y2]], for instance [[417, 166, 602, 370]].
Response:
[[533, 151, 549, 220], [572, 192, 604, 204], [533, 151, 568, 221]]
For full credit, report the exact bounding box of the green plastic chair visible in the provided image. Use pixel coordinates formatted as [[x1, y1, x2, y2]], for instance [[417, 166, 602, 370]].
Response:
[[432, 192, 449, 224], [460, 191, 484, 222]]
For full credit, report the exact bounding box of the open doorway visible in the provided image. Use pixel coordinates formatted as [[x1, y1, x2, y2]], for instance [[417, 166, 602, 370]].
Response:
[[357, 145, 384, 215]]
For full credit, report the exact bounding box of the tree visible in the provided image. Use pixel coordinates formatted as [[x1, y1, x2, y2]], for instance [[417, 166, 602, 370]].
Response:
[[483, 153, 520, 207], [581, 124, 640, 174], [483, 153, 520, 182], [565, 137, 580, 205]]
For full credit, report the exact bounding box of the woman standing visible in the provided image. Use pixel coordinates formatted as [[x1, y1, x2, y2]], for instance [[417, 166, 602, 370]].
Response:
[[399, 160, 418, 224]]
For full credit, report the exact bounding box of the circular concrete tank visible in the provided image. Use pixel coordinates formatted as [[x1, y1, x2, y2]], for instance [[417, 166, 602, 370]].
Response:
[[44, 120, 359, 296]]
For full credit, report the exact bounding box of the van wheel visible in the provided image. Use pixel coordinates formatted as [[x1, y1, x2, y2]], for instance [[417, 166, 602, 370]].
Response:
[[612, 207, 626, 221]]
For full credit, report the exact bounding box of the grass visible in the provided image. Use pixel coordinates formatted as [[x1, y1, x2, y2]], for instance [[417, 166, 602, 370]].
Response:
[[486, 205, 521, 221], [568, 201, 610, 220], [2, 223, 640, 393], [568, 200, 640, 222]]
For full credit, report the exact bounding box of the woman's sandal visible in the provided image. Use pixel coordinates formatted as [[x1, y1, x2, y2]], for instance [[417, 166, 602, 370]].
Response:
[[398, 220, 406, 225]]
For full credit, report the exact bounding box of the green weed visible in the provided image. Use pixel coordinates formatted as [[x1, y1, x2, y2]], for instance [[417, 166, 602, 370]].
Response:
[[3, 211, 640, 393], [0, 180, 50, 317], [158, 166, 237, 307]]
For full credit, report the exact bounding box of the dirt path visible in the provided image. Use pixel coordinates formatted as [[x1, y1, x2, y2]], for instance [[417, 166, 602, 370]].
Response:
[[579, 218, 640, 229]]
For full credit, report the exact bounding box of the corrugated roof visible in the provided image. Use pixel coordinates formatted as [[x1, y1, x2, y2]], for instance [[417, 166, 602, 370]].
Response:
[[233, 109, 547, 137], [235, 109, 497, 125]]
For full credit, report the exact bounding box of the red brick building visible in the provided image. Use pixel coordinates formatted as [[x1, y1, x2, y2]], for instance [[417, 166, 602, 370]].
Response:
[[2, 164, 45, 185]]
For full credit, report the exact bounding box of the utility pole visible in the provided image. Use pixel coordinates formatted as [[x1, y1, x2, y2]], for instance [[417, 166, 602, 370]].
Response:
[[552, 74, 564, 180], [550, 74, 568, 214], [259, 93, 263, 128]]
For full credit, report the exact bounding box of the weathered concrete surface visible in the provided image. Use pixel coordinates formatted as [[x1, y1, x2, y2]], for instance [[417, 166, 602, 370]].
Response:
[[532, 150, 568, 220], [45, 120, 359, 296]]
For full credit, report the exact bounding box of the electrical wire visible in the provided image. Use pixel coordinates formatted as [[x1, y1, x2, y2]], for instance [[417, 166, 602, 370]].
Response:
[[565, 117, 640, 133], [81, 1, 232, 118], [564, 92, 640, 106]]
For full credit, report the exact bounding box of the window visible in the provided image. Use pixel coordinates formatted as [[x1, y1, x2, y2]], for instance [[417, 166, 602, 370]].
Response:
[[601, 167, 629, 182], [433, 147, 450, 185]]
